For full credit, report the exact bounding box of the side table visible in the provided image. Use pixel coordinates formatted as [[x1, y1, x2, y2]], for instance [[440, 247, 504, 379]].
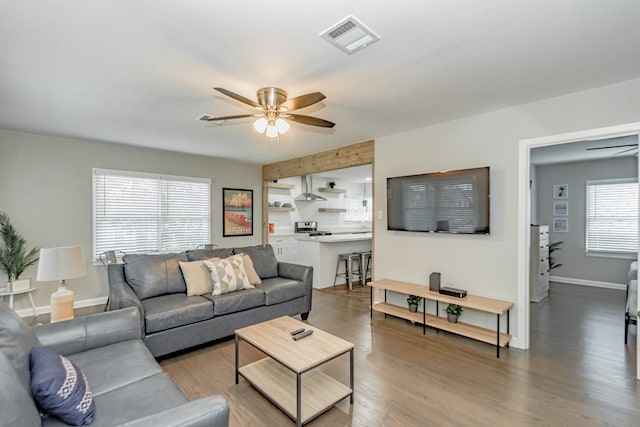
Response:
[[0, 286, 38, 318]]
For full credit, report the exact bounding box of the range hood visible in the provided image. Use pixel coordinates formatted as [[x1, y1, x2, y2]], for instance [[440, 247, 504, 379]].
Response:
[[295, 175, 326, 201]]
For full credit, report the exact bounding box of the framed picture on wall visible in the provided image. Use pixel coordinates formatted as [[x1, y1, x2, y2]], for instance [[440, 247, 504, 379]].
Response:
[[553, 201, 568, 216], [222, 188, 253, 237], [553, 217, 568, 233], [553, 184, 568, 199]]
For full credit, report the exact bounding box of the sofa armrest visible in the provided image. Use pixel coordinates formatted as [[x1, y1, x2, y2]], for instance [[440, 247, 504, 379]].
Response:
[[278, 262, 313, 315], [108, 263, 145, 331], [33, 307, 142, 356], [118, 395, 229, 427]]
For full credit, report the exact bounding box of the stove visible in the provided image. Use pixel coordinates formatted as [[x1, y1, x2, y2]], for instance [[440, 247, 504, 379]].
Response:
[[295, 221, 332, 236], [308, 231, 332, 236]]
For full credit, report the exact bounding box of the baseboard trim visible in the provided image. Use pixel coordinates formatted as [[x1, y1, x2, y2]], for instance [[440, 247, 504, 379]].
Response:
[[549, 276, 627, 291], [15, 296, 108, 318]]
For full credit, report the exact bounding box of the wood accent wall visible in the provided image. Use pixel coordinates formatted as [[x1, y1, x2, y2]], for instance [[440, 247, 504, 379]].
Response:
[[261, 140, 374, 243]]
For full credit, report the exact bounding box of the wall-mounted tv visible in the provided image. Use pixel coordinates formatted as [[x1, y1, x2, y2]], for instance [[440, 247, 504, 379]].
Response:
[[387, 167, 490, 235]]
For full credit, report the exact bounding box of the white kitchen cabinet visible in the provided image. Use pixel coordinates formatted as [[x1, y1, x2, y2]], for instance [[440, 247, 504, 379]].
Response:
[[269, 236, 298, 262]]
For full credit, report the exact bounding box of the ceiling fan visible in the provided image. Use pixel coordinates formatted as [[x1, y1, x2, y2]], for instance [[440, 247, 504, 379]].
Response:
[[199, 87, 335, 138], [585, 143, 638, 155]]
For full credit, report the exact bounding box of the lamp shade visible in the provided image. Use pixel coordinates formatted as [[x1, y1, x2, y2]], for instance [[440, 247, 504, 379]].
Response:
[[37, 246, 87, 282]]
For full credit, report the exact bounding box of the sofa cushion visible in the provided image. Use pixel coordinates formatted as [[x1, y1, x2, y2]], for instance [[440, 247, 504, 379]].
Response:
[[0, 301, 40, 393], [0, 351, 41, 427], [142, 294, 214, 334], [67, 340, 162, 396], [233, 245, 279, 279], [204, 255, 254, 295], [186, 248, 234, 261], [258, 277, 307, 305], [203, 288, 266, 315], [123, 252, 189, 300], [30, 346, 96, 426], [179, 259, 219, 296], [41, 373, 188, 427]]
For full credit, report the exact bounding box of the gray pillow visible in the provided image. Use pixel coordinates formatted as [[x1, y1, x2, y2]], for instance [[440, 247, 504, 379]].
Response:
[[123, 253, 189, 299], [186, 248, 233, 261], [0, 301, 41, 393]]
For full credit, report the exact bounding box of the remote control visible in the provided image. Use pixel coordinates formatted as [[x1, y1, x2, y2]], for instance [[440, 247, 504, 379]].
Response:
[[292, 329, 313, 341], [290, 328, 305, 336]]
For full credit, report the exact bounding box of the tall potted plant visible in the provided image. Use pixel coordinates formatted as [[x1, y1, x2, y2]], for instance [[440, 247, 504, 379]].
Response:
[[0, 211, 39, 292]]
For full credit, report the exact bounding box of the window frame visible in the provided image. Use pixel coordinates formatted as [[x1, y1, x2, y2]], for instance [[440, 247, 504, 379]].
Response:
[[92, 168, 211, 261]]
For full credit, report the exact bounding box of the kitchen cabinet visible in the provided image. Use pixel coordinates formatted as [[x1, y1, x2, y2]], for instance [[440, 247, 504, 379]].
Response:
[[269, 236, 298, 262]]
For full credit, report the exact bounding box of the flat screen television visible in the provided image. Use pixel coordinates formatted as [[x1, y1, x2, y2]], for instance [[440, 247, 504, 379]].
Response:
[[387, 167, 490, 234]]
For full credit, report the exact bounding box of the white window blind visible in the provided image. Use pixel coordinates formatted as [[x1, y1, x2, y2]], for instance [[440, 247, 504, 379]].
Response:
[[93, 168, 211, 260], [585, 178, 638, 254]]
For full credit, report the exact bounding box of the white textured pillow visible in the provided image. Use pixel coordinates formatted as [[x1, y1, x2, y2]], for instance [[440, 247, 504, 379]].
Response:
[[204, 255, 254, 295], [179, 258, 218, 296], [240, 254, 262, 285]]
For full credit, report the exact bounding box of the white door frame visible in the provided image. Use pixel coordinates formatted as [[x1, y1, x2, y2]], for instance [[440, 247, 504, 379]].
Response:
[[518, 122, 640, 379]]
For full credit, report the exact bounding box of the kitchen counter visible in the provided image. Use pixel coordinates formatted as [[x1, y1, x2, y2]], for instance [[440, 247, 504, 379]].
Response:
[[296, 233, 372, 289]]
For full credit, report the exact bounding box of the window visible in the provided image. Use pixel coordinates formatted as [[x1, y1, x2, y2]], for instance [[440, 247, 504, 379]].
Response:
[[93, 168, 211, 260], [585, 178, 638, 255]]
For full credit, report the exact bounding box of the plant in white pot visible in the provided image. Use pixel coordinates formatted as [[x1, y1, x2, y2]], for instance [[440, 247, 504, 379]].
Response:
[[445, 303, 463, 323], [0, 211, 39, 292]]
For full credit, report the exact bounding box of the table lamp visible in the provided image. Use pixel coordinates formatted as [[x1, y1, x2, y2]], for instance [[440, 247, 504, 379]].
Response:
[[37, 246, 86, 322]]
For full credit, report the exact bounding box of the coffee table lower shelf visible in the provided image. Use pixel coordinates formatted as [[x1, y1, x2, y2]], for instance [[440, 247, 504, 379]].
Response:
[[239, 357, 352, 425]]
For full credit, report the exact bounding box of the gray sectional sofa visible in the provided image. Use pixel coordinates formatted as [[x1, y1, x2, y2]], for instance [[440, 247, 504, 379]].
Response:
[[107, 244, 313, 357], [0, 302, 229, 427]]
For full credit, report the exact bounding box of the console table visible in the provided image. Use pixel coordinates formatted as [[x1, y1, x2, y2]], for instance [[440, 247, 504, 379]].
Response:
[[368, 279, 512, 358]]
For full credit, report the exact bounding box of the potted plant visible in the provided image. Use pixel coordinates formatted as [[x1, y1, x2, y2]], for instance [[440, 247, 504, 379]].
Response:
[[407, 294, 422, 313], [328, 180, 336, 189], [0, 211, 39, 292], [549, 241, 564, 270], [445, 303, 463, 323]]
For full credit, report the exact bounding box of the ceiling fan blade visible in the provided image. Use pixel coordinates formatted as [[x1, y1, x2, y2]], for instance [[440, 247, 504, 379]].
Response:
[[214, 87, 260, 108], [199, 114, 254, 121], [287, 114, 335, 128], [280, 92, 326, 111], [585, 143, 638, 151]]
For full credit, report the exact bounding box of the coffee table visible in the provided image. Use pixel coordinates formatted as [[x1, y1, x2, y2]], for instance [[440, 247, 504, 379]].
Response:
[[235, 316, 354, 427]]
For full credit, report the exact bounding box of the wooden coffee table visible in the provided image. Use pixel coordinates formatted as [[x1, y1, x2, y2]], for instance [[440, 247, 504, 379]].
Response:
[[235, 316, 354, 426]]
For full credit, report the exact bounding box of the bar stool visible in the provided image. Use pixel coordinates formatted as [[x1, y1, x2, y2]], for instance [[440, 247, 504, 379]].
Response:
[[334, 253, 362, 291], [354, 250, 372, 284]]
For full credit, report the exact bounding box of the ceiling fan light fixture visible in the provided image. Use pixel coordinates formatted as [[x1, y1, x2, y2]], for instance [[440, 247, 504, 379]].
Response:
[[265, 124, 278, 138], [253, 117, 268, 133], [275, 118, 290, 134]]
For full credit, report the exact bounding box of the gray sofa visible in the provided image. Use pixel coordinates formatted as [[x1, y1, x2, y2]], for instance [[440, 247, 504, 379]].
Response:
[[107, 244, 313, 357], [0, 302, 229, 427]]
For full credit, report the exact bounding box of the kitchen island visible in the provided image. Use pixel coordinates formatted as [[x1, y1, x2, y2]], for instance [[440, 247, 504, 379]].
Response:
[[296, 233, 372, 289]]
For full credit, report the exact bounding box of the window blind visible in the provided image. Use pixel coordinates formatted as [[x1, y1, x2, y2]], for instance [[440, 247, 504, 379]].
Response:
[[93, 168, 211, 260], [585, 178, 638, 254]]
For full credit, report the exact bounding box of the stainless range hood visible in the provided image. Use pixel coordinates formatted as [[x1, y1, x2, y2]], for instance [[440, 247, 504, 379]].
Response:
[[295, 175, 326, 201]]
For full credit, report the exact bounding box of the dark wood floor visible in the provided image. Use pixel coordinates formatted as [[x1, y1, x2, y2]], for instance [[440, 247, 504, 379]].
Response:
[[158, 282, 638, 426]]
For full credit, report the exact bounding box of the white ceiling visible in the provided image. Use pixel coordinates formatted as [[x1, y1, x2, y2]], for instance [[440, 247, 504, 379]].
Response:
[[2, 1, 640, 164]]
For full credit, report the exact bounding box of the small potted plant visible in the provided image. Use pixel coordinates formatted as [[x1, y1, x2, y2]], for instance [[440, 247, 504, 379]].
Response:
[[328, 180, 336, 189], [0, 212, 39, 292], [445, 303, 463, 323], [407, 295, 422, 313]]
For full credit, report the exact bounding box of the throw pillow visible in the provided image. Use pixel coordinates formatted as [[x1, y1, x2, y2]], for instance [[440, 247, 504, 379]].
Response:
[[179, 258, 219, 296], [203, 255, 254, 295], [239, 254, 262, 285], [30, 346, 95, 426]]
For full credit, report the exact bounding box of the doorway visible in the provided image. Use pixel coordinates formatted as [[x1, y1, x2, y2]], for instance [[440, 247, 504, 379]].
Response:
[[518, 122, 640, 379]]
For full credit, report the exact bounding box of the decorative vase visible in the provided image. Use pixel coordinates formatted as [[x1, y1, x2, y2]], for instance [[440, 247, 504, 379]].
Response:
[[10, 278, 31, 292], [409, 303, 418, 313], [447, 314, 458, 323]]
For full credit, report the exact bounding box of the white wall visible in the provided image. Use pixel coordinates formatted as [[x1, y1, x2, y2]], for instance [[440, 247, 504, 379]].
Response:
[[535, 157, 637, 286], [374, 78, 640, 348], [0, 130, 262, 312]]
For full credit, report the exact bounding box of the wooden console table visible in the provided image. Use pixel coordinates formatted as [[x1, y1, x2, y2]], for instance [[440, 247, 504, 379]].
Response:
[[368, 279, 512, 358]]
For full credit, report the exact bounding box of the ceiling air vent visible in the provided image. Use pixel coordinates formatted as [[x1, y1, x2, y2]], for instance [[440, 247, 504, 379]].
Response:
[[319, 15, 381, 55]]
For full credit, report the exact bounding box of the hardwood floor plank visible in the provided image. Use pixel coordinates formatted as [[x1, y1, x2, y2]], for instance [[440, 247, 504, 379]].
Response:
[[159, 282, 638, 426]]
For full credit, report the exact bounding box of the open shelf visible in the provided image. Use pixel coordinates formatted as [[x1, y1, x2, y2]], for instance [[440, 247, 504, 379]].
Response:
[[269, 207, 295, 212], [318, 208, 347, 213], [240, 357, 352, 424], [318, 187, 347, 193], [267, 183, 296, 189]]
